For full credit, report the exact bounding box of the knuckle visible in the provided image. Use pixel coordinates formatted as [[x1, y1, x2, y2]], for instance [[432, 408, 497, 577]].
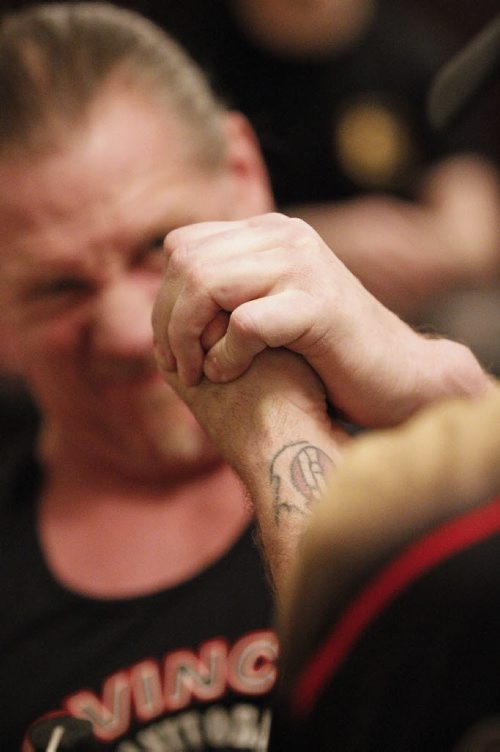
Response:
[[164, 242, 188, 277], [288, 216, 317, 241], [266, 211, 288, 222], [167, 251, 206, 296], [230, 306, 258, 339], [183, 262, 204, 292], [247, 211, 287, 227], [163, 227, 187, 255]]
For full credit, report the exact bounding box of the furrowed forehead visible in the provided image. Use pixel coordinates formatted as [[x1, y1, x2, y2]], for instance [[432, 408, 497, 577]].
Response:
[[0, 92, 220, 281]]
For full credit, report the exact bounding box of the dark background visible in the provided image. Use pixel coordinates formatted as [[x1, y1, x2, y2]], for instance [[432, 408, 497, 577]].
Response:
[[2, 0, 498, 169]]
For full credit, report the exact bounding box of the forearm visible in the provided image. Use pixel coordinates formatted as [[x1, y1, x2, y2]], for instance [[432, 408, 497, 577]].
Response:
[[232, 413, 348, 596], [158, 349, 349, 595]]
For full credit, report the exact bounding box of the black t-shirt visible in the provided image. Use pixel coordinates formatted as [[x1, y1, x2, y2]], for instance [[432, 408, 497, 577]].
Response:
[[0, 440, 276, 750]]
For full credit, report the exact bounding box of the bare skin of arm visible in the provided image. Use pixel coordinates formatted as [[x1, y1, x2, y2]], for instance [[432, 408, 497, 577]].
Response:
[[152, 212, 489, 590], [157, 348, 349, 594], [152, 212, 490, 429]]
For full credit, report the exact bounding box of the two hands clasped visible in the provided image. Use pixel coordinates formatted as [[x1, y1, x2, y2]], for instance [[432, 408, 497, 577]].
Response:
[[152, 212, 490, 435]]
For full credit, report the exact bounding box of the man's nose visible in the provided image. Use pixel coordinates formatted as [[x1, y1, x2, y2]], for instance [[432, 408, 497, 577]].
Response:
[[91, 279, 155, 358]]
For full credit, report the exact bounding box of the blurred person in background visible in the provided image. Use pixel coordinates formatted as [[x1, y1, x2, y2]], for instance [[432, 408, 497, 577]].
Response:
[[145, 0, 500, 374], [115, 0, 500, 323]]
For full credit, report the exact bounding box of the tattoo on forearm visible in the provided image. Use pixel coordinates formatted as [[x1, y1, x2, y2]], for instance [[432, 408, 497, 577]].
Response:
[[270, 440, 334, 525]]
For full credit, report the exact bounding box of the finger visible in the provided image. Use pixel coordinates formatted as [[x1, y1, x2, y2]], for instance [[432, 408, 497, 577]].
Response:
[[151, 287, 176, 372], [203, 291, 315, 382], [200, 311, 230, 352], [167, 252, 285, 384], [153, 337, 176, 375], [163, 277, 224, 384], [163, 214, 318, 383], [153, 254, 232, 386], [164, 213, 289, 256], [203, 323, 266, 383], [164, 214, 295, 271], [164, 220, 245, 256]]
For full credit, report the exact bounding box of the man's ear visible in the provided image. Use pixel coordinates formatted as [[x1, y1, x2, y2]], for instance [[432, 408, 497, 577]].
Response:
[[221, 111, 275, 218]]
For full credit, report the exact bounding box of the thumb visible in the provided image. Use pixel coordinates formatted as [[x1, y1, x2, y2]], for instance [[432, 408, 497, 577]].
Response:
[[203, 325, 266, 382], [203, 301, 268, 382], [203, 292, 313, 382]]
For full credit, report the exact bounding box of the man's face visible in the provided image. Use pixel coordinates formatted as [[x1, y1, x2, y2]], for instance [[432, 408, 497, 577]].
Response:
[[0, 90, 272, 478]]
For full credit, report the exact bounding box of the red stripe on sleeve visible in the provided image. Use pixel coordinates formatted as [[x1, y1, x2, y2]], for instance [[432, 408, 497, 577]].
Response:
[[292, 495, 500, 719]]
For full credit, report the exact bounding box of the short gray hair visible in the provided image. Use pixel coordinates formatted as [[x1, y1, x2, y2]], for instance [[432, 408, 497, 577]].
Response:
[[0, 2, 228, 165]]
